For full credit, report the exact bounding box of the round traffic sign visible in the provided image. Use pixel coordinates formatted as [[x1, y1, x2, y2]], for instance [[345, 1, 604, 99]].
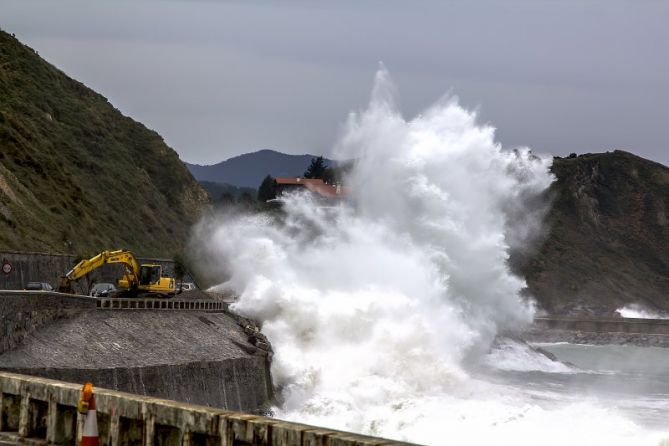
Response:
[[2, 261, 11, 274]]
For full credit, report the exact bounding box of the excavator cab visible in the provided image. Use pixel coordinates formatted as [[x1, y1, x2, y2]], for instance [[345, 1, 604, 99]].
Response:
[[139, 265, 162, 286]]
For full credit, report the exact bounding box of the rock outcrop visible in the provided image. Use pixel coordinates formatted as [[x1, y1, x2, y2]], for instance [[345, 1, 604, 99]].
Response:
[[514, 150, 669, 315]]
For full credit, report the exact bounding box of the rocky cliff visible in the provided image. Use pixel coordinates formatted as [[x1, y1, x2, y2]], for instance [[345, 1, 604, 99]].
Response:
[[516, 150, 669, 315]]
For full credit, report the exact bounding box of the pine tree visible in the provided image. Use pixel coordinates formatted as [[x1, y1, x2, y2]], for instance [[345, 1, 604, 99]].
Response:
[[304, 156, 327, 180], [257, 175, 277, 202]]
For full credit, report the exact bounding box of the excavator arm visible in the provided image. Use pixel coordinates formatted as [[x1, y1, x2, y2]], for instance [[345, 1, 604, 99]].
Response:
[[58, 250, 141, 293]]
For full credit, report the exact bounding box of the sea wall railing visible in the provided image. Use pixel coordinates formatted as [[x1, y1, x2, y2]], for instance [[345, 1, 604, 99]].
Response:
[[95, 298, 227, 312]]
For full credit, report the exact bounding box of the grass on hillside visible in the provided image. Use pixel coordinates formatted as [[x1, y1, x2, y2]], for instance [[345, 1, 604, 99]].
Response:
[[0, 30, 208, 257]]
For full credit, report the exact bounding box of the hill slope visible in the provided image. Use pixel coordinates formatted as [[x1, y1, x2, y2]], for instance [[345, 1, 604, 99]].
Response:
[[0, 30, 209, 256], [516, 150, 669, 315], [185, 149, 334, 188]]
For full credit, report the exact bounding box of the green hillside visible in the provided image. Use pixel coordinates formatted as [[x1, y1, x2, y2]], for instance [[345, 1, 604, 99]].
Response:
[[0, 30, 209, 257], [515, 150, 669, 315]]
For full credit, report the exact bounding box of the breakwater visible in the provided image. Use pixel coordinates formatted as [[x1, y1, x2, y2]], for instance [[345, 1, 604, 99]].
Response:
[[525, 315, 669, 346]]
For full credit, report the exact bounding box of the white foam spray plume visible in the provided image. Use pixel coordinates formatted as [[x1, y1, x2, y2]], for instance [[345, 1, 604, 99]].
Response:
[[193, 69, 664, 445], [616, 304, 669, 320]]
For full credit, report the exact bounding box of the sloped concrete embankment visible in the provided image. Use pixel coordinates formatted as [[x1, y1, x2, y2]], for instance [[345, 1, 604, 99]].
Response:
[[0, 292, 93, 354], [0, 294, 272, 413]]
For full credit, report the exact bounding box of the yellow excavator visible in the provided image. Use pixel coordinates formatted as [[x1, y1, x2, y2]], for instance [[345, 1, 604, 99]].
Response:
[[58, 249, 176, 297]]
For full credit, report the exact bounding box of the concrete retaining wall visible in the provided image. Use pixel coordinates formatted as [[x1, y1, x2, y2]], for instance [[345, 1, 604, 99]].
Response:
[[5, 358, 272, 414], [0, 372, 414, 446], [0, 291, 94, 355], [534, 316, 669, 335], [0, 250, 77, 291], [0, 250, 187, 292]]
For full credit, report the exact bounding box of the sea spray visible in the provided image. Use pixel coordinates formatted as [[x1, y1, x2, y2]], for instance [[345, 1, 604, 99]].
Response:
[[192, 69, 661, 445], [616, 304, 669, 320]]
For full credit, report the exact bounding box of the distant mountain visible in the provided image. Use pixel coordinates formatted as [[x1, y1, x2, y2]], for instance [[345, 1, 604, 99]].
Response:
[[513, 150, 669, 315], [0, 30, 209, 256], [185, 149, 334, 188]]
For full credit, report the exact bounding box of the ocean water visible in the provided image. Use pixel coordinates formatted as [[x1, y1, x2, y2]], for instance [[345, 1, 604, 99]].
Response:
[[475, 340, 669, 444], [194, 69, 669, 445], [524, 342, 669, 430]]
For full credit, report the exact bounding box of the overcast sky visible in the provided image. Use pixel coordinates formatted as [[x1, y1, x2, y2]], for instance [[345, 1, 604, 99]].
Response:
[[2, 0, 668, 166]]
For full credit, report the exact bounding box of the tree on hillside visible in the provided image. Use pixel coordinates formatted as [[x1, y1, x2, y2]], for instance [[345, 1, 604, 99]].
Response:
[[257, 175, 277, 202], [237, 191, 256, 209], [322, 167, 336, 184], [304, 156, 328, 180], [216, 192, 235, 208]]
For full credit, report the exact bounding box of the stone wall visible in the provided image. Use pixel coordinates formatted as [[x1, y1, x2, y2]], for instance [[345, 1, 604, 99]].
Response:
[[533, 316, 669, 335], [523, 316, 669, 346], [0, 291, 94, 355], [0, 250, 190, 292]]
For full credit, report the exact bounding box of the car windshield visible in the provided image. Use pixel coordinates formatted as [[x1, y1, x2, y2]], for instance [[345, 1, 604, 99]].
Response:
[[92, 283, 114, 291]]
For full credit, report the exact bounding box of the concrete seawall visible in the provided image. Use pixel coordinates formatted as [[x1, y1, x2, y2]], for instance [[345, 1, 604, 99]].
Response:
[[0, 293, 272, 412], [534, 316, 669, 335], [4, 358, 271, 413], [525, 315, 669, 346], [0, 372, 415, 446]]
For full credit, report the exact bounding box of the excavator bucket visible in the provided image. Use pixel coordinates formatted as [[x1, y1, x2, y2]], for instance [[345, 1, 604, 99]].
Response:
[[57, 276, 74, 294]]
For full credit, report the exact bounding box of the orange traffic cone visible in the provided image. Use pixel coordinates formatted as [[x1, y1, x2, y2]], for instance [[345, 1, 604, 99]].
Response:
[[78, 383, 100, 446]]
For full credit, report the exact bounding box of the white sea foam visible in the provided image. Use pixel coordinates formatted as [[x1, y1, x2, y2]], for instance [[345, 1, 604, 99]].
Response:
[[194, 69, 667, 445], [484, 338, 576, 374], [616, 304, 669, 320]]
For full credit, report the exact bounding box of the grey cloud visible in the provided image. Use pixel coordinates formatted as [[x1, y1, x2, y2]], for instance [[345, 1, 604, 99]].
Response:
[[1, 0, 667, 165]]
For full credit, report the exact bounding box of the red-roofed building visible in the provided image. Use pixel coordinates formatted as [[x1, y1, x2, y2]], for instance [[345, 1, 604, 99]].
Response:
[[275, 177, 346, 200]]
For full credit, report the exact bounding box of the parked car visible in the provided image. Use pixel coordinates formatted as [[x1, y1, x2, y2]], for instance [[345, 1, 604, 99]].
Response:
[[89, 283, 117, 297], [24, 282, 53, 291], [180, 282, 197, 292]]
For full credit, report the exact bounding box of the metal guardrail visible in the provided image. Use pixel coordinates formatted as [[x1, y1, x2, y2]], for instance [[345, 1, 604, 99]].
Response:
[[96, 298, 227, 312], [0, 292, 228, 312]]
